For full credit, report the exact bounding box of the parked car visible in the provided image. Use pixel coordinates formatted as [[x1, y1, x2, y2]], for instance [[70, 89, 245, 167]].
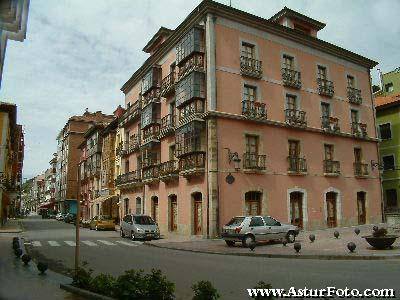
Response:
[[64, 213, 76, 224], [56, 213, 67, 221], [120, 214, 160, 240], [221, 216, 300, 247], [80, 219, 91, 228], [48, 211, 57, 219], [89, 215, 115, 231]]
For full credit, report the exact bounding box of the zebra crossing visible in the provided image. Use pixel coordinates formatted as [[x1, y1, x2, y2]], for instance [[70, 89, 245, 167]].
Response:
[[27, 240, 143, 248]]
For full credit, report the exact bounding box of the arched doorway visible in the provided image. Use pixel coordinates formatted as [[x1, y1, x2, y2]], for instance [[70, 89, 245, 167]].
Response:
[[124, 198, 129, 216], [169, 195, 178, 232], [357, 191, 366, 225], [245, 191, 262, 216], [151, 196, 159, 223], [289, 192, 303, 228], [192, 192, 202, 235], [326, 192, 337, 228], [135, 197, 142, 215]]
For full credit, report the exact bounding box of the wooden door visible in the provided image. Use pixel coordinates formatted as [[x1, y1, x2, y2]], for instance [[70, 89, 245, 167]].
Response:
[[170, 198, 177, 232], [193, 199, 202, 235], [326, 192, 337, 228], [357, 192, 366, 225], [152, 197, 159, 223], [290, 192, 303, 228]]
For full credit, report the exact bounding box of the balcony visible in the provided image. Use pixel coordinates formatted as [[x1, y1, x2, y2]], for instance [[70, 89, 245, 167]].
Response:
[[117, 136, 140, 157], [285, 109, 307, 127], [354, 162, 369, 177], [281, 68, 301, 89], [159, 160, 179, 182], [178, 53, 205, 81], [243, 153, 266, 171], [317, 78, 334, 97], [242, 100, 267, 120], [178, 99, 205, 127], [321, 116, 340, 133], [347, 87, 362, 104], [119, 101, 140, 127], [160, 72, 176, 97], [351, 122, 367, 138], [179, 152, 206, 177], [142, 165, 160, 184], [159, 114, 176, 138], [142, 124, 160, 146], [141, 89, 160, 108], [287, 156, 307, 174], [115, 170, 142, 187], [240, 56, 262, 79], [323, 160, 340, 176], [142, 154, 159, 169]]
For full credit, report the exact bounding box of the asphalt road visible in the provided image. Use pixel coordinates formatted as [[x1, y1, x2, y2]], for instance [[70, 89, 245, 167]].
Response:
[[21, 216, 400, 300]]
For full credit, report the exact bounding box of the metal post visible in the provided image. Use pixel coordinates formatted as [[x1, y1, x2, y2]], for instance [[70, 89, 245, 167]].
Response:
[[75, 165, 81, 276]]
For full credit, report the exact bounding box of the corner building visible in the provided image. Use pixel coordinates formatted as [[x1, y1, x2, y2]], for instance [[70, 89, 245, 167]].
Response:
[[117, 1, 381, 237]]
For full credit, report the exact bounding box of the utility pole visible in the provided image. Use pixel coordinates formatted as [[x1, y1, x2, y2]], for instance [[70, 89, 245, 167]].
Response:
[[74, 165, 81, 276]]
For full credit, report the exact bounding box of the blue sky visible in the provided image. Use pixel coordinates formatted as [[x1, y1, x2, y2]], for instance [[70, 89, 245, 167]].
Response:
[[1, 0, 399, 179]]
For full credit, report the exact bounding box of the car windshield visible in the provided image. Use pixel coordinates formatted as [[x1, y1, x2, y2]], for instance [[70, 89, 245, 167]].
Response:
[[99, 215, 112, 220], [226, 217, 245, 226], [134, 216, 155, 225]]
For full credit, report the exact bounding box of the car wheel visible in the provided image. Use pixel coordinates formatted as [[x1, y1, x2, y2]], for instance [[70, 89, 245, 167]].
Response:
[[225, 240, 235, 247], [131, 232, 135, 241], [286, 231, 296, 243], [120, 229, 125, 238], [242, 235, 255, 248]]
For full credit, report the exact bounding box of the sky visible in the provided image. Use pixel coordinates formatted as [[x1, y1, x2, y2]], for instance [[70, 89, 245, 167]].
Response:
[[1, 0, 399, 179]]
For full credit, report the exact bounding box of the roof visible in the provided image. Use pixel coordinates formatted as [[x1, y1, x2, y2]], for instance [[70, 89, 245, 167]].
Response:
[[142, 26, 174, 53], [375, 92, 400, 110], [121, 0, 378, 94], [269, 6, 326, 31]]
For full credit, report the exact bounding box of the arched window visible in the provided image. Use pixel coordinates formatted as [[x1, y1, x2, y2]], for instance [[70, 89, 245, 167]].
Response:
[[136, 197, 142, 215], [245, 191, 262, 216]]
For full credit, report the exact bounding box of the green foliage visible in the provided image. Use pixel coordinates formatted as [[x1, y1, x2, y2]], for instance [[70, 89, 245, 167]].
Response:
[[192, 280, 220, 300], [252, 281, 274, 299], [72, 267, 93, 289], [373, 228, 388, 237], [144, 269, 175, 300], [90, 273, 116, 297], [113, 269, 146, 300]]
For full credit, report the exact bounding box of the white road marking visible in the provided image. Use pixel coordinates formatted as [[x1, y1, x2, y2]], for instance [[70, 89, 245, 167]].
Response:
[[97, 240, 116, 246], [64, 241, 76, 246], [32, 241, 42, 247], [48, 241, 60, 247], [81, 241, 98, 246], [115, 240, 139, 247]]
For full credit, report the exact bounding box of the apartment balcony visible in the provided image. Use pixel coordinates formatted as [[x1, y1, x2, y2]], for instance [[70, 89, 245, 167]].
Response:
[[287, 156, 307, 174], [323, 160, 340, 176], [119, 100, 140, 127], [351, 122, 367, 138], [87, 143, 102, 157], [285, 109, 307, 127], [281, 68, 301, 89], [240, 56, 262, 79], [142, 123, 160, 146], [178, 99, 205, 127], [142, 154, 159, 169], [115, 170, 142, 188], [242, 153, 266, 172], [142, 165, 160, 185], [141, 88, 161, 108], [321, 116, 340, 133], [159, 160, 179, 182], [354, 162, 369, 177], [160, 72, 176, 97], [179, 152, 206, 177], [177, 53, 205, 81], [347, 87, 362, 104], [242, 100, 267, 120], [317, 78, 334, 97], [159, 114, 176, 138]]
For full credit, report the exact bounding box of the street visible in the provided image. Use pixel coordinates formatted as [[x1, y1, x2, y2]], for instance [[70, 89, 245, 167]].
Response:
[[20, 216, 400, 299]]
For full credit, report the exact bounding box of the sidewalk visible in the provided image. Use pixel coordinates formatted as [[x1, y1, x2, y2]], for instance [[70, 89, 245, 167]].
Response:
[[0, 235, 82, 300], [0, 219, 23, 233], [146, 224, 400, 260]]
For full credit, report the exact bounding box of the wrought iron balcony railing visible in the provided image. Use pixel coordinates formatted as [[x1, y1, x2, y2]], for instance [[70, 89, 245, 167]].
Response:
[[347, 87, 362, 104], [240, 56, 262, 79], [119, 100, 140, 127], [351, 122, 367, 137], [159, 114, 176, 138], [287, 156, 307, 173], [321, 116, 340, 133], [115, 170, 141, 186], [142, 123, 160, 145], [323, 160, 340, 175], [317, 78, 334, 97], [354, 162, 369, 177], [178, 99, 205, 126], [159, 160, 179, 180], [242, 100, 267, 119], [285, 109, 307, 127], [160, 72, 176, 97], [281, 68, 301, 89], [141, 88, 160, 108], [178, 152, 206, 174], [142, 154, 159, 169], [243, 153, 266, 170], [177, 53, 205, 81], [142, 165, 159, 183]]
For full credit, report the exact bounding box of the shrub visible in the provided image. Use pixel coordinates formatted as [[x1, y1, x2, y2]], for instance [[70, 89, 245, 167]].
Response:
[[373, 227, 388, 237], [251, 281, 274, 299], [90, 273, 116, 297], [144, 269, 175, 300], [113, 269, 147, 299], [72, 267, 93, 290], [192, 280, 220, 300]]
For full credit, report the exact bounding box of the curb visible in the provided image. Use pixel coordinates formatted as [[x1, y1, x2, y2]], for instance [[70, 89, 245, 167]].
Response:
[[144, 242, 400, 260], [60, 284, 115, 300]]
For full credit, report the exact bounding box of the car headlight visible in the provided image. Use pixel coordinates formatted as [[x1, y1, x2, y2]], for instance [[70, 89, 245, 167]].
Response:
[[137, 228, 144, 233]]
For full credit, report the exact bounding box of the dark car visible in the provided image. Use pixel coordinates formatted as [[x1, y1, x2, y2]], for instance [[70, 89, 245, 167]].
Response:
[[64, 213, 77, 223]]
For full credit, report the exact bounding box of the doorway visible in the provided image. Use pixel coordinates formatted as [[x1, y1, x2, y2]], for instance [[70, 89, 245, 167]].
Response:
[[357, 192, 366, 225], [151, 196, 159, 223], [326, 192, 337, 228], [169, 195, 178, 232], [290, 192, 303, 228], [192, 192, 202, 235]]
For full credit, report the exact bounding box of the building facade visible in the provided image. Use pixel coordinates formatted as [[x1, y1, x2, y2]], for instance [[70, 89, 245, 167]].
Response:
[[377, 67, 400, 97], [116, 1, 381, 237]]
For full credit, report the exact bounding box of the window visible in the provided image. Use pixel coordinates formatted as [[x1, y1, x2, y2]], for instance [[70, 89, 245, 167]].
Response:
[[317, 65, 327, 80], [169, 145, 176, 160], [379, 123, 392, 140], [286, 94, 297, 110], [351, 110, 359, 124], [141, 104, 155, 128], [241, 42, 255, 59], [245, 135, 259, 154], [382, 155, 395, 170], [124, 199, 129, 216], [321, 102, 330, 118], [385, 83, 394, 93], [124, 160, 129, 173], [243, 85, 256, 102], [249, 217, 264, 227], [324, 144, 334, 160], [386, 189, 398, 207], [288, 140, 300, 157], [347, 75, 355, 88], [282, 55, 294, 69], [136, 197, 142, 215], [263, 217, 279, 226], [176, 27, 204, 64], [175, 71, 205, 107], [175, 122, 203, 156], [354, 148, 362, 163], [293, 23, 311, 35], [141, 66, 161, 94], [245, 191, 262, 216]]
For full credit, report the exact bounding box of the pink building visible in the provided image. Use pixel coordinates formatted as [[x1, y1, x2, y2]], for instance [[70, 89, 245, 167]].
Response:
[[117, 1, 381, 238]]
